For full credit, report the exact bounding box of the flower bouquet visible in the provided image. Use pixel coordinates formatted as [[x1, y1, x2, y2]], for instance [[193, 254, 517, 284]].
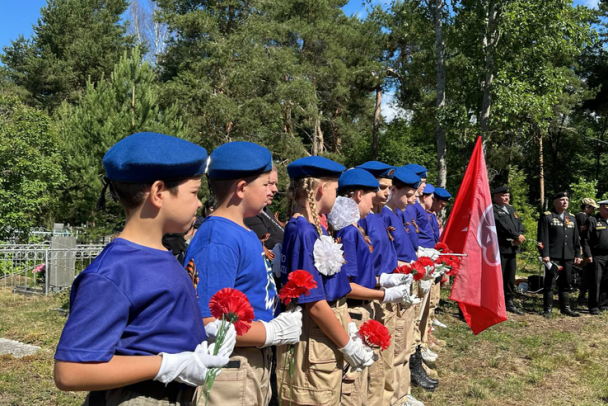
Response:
[[358, 319, 391, 351], [278, 270, 317, 400], [198, 288, 255, 406]]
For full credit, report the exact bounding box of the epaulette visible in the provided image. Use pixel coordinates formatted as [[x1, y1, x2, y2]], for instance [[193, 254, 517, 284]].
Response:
[[544, 211, 551, 215]]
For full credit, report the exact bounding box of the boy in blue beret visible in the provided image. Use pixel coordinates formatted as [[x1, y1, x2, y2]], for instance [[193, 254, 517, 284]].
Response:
[[402, 164, 436, 250], [183, 141, 303, 406], [54, 132, 236, 404], [357, 161, 418, 406], [333, 168, 410, 406]]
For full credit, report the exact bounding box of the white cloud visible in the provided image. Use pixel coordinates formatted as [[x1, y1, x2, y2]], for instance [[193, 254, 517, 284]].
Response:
[[381, 92, 411, 122], [585, 0, 600, 9]]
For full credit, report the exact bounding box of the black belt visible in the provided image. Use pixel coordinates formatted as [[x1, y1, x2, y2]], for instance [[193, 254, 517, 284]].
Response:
[[346, 299, 370, 308], [327, 297, 347, 308], [88, 380, 195, 405]]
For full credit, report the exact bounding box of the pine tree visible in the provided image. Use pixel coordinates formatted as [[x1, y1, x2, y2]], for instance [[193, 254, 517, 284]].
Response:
[[1, 0, 135, 112], [57, 47, 187, 229]]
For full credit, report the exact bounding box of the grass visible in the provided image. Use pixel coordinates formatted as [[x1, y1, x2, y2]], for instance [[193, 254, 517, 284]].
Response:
[[2, 281, 608, 406], [0, 289, 85, 406], [414, 288, 608, 406]]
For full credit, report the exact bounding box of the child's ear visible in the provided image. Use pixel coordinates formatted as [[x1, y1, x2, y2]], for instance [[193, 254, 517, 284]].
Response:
[[352, 190, 363, 203], [235, 179, 247, 199], [149, 181, 165, 208]]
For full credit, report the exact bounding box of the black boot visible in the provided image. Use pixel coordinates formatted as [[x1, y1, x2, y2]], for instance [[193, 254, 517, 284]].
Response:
[[409, 347, 438, 391], [559, 292, 580, 317], [506, 297, 523, 315], [542, 291, 553, 318]]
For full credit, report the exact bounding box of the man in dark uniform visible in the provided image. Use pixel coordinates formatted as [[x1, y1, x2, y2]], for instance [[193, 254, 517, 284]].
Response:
[[537, 191, 582, 318], [575, 198, 598, 305], [582, 200, 608, 315], [492, 186, 525, 315]]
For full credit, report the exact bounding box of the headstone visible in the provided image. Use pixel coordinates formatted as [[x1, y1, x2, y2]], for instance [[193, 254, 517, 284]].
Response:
[[48, 236, 76, 292]]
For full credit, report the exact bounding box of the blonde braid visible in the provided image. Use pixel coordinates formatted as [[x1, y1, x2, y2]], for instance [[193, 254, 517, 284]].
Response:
[[306, 178, 324, 237]]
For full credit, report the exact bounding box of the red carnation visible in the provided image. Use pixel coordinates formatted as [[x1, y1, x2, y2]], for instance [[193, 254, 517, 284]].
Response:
[[279, 270, 318, 306], [434, 242, 450, 253], [359, 320, 391, 351], [417, 256, 435, 268], [209, 288, 255, 336], [410, 262, 426, 281], [441, 275, 448, 284], [394, 263, 412, 274]]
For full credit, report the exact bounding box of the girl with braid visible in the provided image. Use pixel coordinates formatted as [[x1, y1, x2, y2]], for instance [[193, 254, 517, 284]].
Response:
[[331, 168, 410, 406], [277, 157, 374, 406]]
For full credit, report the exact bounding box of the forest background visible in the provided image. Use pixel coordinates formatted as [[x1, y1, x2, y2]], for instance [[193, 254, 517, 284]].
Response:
[[2, 0, 608, 252]]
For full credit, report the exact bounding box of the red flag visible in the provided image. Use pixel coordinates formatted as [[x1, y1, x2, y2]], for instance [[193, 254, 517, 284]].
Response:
[[442, 136, 506, 334]]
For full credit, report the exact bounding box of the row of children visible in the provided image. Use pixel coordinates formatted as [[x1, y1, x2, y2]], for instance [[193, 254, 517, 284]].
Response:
[[53, 132, 452, 406]]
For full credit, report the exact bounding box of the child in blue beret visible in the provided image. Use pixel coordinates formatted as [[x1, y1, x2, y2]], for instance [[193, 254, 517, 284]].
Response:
[[277, 156, 374, 406], [331, 168, 409, 406], [357, 161, 415, 406], [54, 132, 236, 404], [405, 164, 436, 250], [380, 166, 429, 404], [183, 141, 302, 406]]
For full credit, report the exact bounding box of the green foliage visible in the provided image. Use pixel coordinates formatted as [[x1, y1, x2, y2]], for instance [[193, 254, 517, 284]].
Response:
[[0, 96, 65, 239], [56, 47, 188, 231], [1, 0, 135, 111], [508, 166, 537, 252], [569, 177, 598, 208]]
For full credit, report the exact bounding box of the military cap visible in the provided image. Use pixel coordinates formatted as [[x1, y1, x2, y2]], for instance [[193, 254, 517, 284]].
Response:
[[492, 186, 510, 195], [102, 132, 208, 183], [551, 191, 569, 201], [287, 156, 345, 179], [598, 200, 608, 206], [404, 163, 428, 179], [394, 167, 421, 189], [207, 141, 272, 180], [582, 198, 599, 209], [356, 161, 396, 179], [434, 187, 452, 201], [423, 184, 435, 195]]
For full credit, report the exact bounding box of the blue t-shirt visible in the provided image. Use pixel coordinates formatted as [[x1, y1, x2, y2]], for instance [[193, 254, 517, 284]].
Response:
[[380, 207, 417, 262], [413, 201, 436, 248], [359, 212, 398, 276], [184, 216, 277, 322], [337, 224, 376, 289], [55, 238, 206, 363], [428, 211, 440, 243], [281, 217, 351, 303], [400, 206, 420, 251]]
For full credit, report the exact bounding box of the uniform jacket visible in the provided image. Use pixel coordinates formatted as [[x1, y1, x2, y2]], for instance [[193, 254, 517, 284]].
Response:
[[537, 210, 581, 260], [582, 213, 608, 257], [493, 203, 525, 255]]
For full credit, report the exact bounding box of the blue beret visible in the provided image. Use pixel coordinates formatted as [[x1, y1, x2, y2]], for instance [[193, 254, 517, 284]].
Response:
[[338, 168, 380, 193], [356, 161, 396, 179], [393, 167, 421, 189], [423, 184, 435, 194], [434, 187, 452, 201], [287, 156, 345, 179], [404, 163, 428, 179], [207, 141, 272, 180], [102, 132, 207, 183]]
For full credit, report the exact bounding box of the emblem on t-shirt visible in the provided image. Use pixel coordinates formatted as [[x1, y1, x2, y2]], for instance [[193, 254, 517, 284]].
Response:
[[262, 252, 277, 312]]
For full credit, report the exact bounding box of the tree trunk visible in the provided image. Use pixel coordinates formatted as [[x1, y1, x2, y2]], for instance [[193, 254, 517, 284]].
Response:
[[480, 1, 500, 146], [315, 114, 324, 155], [539, 131, 545, 210], [372, 86, 382, 160], [332, 107, 341, 153], [434, 0, 447, 187]]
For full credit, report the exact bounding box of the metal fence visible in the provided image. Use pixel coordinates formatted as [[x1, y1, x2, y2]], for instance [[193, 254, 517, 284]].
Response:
[[0, 244, 105, 295]]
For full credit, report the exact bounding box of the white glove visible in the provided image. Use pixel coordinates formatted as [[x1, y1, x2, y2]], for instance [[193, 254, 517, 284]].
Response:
[[339, 337, 374, 371], [204, 320, 237, 358], [402, 294, 421, 309], [260, 307, 303, 347], [379, 273, 406, 288], [347, 321, 359, 338], [419, 279, 433, 293], [154, 342, 230, 386], [418, 247, 440, 260], [382, 285, 409, 304]]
